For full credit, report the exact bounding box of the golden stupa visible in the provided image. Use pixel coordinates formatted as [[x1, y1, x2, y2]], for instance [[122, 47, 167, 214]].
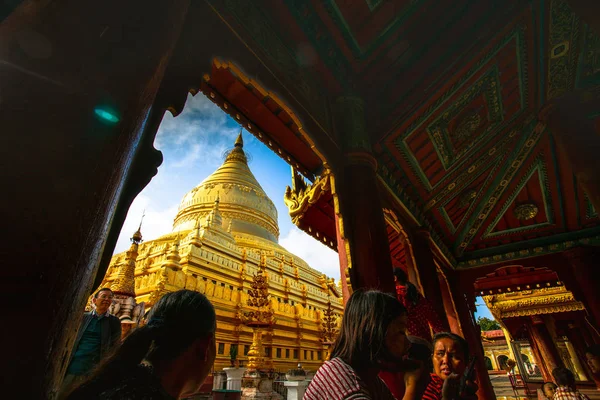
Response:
[[100, 132, 343, 372]]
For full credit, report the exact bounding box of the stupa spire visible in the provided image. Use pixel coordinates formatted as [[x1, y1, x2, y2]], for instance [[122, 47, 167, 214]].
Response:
[[235, 128, 244, 147], [111, 221, 142, 296]]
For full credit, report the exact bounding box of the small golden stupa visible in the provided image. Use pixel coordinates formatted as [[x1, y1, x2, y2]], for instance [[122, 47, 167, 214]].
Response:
[[100, 131, 343, 371]]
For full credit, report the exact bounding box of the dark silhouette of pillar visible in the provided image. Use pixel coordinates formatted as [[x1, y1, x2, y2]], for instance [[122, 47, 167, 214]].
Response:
[[333, 95, 394, 294], [563, 248, 600, 333], [544, 92, 600, 213], [0, 2, 190, 398]]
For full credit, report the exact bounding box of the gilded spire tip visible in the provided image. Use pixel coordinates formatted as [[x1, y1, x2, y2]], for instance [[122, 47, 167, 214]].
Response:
[[131, 210, 144, 244], [235, 129, 243, 148]]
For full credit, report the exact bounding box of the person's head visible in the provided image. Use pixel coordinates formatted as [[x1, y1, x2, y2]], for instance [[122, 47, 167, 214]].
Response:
[[93, 288, 114, 315], [541, 381, 557, 398], [72, 290, 216, 398], [393, 267, 408, 285], [585, 344, 600, 375], [330, 289, 409, 370], [552, 367, 576, 388], [431, 332, 469, 380]]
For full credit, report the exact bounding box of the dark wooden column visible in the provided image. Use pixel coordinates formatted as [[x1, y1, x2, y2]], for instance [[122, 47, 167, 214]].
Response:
[[447, 272, 496, 400], [562, 248, 600, 332], [565, 321, 600, 388], [544, 92, 600, 213], [523, 323, 553, 382], [333, 95, 394, 294], [528, 316, 565, 374], [409, 229, 450, 330], [0, 2, 190, 398]]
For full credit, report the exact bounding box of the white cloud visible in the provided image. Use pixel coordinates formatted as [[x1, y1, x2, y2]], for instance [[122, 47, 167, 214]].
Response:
[[279, 227, 341, 281], [113, 194, 179, 254], [155, 94, 240, 171]]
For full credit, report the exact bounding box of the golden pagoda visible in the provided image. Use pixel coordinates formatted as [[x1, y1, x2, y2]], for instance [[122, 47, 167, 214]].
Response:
[[99, 131, 343, 372]]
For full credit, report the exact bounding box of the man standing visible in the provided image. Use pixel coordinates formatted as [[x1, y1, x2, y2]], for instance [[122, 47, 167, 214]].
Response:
[[61, 288, 122, 392]]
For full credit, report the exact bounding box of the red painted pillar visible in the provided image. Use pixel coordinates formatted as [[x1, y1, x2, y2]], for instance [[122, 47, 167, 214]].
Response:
[[409, 229, 450, 331], [438, 272, 461, 334], [447, 272, 496, 400], [401, 235, 423, 292], [332, 193, 351, 303]]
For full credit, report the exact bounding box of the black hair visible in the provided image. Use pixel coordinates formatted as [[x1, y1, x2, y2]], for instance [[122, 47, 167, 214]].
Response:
[[586, 344, 600, 357], [330, 289, 407, 370], [552, 367, 575, 387], [67, 290, 216, 398], [94, 288, 113, 298], [432, 332, 470, 360]]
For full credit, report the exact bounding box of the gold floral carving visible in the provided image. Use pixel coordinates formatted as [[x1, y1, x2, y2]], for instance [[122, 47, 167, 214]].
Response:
[[514, 203, 538, 220], [484, 286, 585, 318]]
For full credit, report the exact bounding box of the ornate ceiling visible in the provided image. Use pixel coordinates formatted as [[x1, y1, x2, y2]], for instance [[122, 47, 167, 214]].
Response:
[[207, 0, 600, 266]]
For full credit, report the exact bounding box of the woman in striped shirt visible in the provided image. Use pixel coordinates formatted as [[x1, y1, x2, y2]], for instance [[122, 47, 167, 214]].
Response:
[[304, 290, 420, 400]]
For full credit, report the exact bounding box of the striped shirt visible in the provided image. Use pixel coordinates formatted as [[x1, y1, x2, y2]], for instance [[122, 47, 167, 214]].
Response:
[[304, 357, 395, 400], [553, 386, 590, 400], [422, 373, 443, 400]]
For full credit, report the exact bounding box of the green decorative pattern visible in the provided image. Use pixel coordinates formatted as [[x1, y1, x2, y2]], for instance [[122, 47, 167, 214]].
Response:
[[377, 164, 457, 266], [285, 0, 353, 87], [217, 0, 330, 126], [424, 123, 523, 211], [437, 157, 504, 234], [456, 231, 600, 268], [393, 27, 528, 190], [547, 0, 581, 100], [483, 157, 554, 238], [427, 66, 504, 170], [454, 116, 542, 256], [320, 0, 426, 58]]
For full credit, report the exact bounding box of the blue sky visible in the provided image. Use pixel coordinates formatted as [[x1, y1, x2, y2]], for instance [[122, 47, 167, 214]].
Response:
[[474, 296, 494, 320], [113, 92, 497, 321], [113, 93, 341, 280]]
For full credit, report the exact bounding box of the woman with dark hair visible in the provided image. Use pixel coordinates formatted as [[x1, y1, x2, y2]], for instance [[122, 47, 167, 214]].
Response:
[[304, 290, 421, 400], [422, 332, 477, 400], [65, 289, 216, 400], [393, 267, 446, 342]]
